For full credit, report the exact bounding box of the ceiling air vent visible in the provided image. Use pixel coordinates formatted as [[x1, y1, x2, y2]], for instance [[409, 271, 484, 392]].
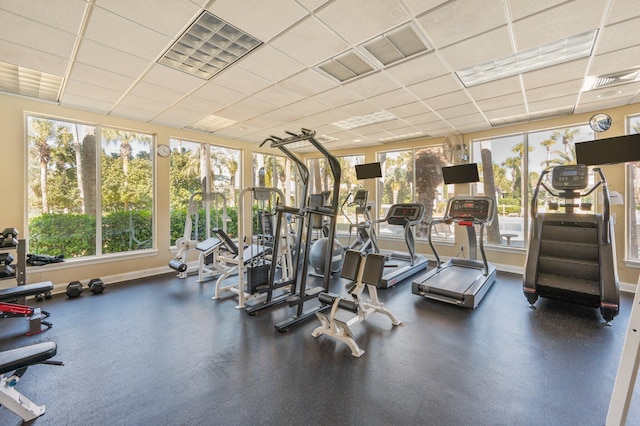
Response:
[[582, 67, 640, 91], [0, 61, 63, 102], [158, 11, 262, 80], [316, 50, 376, 83], [361, 23, 430, 67]]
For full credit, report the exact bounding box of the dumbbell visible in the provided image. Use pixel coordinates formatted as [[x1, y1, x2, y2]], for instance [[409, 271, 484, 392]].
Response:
[[35, 291, 52, 302], [0, 253, 14, 265], [0, 228, 19, 248], [0, 264, 15, 278], [66, 281, 83, 298], [88, 278, 105, 294]]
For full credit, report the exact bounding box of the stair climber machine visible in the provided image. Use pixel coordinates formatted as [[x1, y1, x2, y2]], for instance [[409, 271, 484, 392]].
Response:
[[248, 129, 342, 332], [523, 164, 619, 324], [371, 203, 429, 288], [412, 196, 497, 308]]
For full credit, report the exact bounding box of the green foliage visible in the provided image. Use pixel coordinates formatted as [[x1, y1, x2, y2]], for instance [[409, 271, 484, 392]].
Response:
[[29, 213, 96, 257], [169, 207, 238, 245], [102, 210, 152, 253]]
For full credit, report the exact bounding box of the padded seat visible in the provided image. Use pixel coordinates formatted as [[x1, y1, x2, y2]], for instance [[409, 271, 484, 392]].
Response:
[[0, 342, 56, 375], [0, 282, 53, 302]]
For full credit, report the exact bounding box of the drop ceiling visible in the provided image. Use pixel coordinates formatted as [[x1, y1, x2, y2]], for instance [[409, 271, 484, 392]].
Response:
[[1, 0, 639, 152]]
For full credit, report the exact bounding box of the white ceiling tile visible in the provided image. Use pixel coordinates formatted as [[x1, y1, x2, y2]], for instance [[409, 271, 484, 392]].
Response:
[[385, 52, 450, 86], [236, 45, 306, 83], [128, 81, 186, 104], [476, 93, 525, 111], [369, 88, 418, 110], [151, 106, 204, 128], [311, 86, 363, 108], [417, 0, 507, 48], [388, 101, 432, 117], [64, 80, 122, 103], [60, 93, 113, 114], [210, 0, 308, 42], [424, 91, 474, 110], [589, 45, 640, 77], [512, 0, 605, 50], [94, 0, 200, 37], [508, 0, 569, 21], [408, 74, 463, 99], [260, 108, 306, 123], [466, 76, 522, 100], [521, 58, 589, 89], [304, 109, 354, 127], [402, 0, 449, 16], [280, 69, 338, 97], [191, 83, 245, 108], [579, 81, 640, 104], [75, 39, 151, 79], [402, 111, 441, 126], [484, 105, 528, 120], [284, 98, 330, 116], [343, 72, 401, 98], [447, 113, 488, 127], [605, 0, 640, 25], [270, 16, 350, 67], [0, 0, 86, 34], [172, 95, 225, 115], [316, 0, 409, 45], [574, 96, 636, 114], [84, 7, 172, 61], [597, 17, 640, 55], [111, 105, 159, 122], [252, 84, 305, 108], [142, 64, 205, 93], [0, 39, 69, 75], [296, 0, 332, 12], [219, 97, 278, 121], [116, 94, 168, 114], [527, 80, 583, 103], [527, 94, 578, 112], [212, 67, 272, 95], [0, 9, 77, 59], [69, 63, 135, 92], [438, 26, 513, 70], [438, 103, 481, 119], [339, 100, 380, 117], [456, 121, 492, 133]]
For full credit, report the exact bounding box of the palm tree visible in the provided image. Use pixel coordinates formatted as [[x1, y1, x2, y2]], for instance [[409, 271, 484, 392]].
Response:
[[540, 138, 556, 168], [28, 118, 55, 213], [551, 127, 580, 156]]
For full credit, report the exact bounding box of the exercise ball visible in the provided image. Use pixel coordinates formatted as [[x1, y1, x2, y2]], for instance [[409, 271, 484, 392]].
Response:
[[309, 237, 345, 275]]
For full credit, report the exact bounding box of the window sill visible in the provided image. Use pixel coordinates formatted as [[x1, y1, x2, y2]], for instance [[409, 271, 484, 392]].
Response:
[[623, 259, 640, 269], [25, 249, 158, 272]]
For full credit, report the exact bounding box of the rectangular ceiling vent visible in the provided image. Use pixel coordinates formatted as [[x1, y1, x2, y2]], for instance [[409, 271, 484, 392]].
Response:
[[158, 11, 262, 80], [361, 23, 430, 67], [0, 61, 63, 102], [489, 106, 574, 127], [185, 114, 237, 133], [315, 50, 377, 83], [582, 67, 640, 91]]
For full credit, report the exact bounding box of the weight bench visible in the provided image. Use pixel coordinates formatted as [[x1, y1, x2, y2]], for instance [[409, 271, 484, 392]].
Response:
[[0, 341, 63, 421], [0, 282, 54, 335]]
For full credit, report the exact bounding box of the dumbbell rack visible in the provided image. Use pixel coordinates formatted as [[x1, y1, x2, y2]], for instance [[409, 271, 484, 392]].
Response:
[[0, 239, 27, 295]]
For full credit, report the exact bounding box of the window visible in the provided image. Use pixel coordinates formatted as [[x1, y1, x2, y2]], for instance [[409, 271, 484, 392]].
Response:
[[472, 124, 593, 248], [27, 115, 153, 258], [627, 114, 640, 260], [378, 147, 450, 240], [169, 139, 241, 244], [252, 153, 298, 207]]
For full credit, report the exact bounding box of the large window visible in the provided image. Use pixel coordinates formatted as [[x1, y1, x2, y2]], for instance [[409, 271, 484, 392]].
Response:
[[472, 124, 593, 248], [252, 153, 298, 208], [378, 147, 450, 239], [627, 114, 640, 261], [27, 115, 153, 258], [169, 139, 241, 245]]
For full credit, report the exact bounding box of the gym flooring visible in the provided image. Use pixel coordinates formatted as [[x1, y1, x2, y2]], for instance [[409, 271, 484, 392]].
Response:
[[0, 270, 638, 425]]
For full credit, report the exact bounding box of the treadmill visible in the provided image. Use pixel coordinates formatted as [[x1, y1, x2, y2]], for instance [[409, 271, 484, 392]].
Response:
[[372, 203, 429, 288], [412, 195, 497, 308]]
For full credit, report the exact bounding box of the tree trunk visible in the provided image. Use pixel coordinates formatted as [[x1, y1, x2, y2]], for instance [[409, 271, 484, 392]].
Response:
[[73, 125, 85, 213], [81, 134, 97, 216], [40, 159, 48, 213], [629, 164, 638, 257], [481, 148, 502, 244]]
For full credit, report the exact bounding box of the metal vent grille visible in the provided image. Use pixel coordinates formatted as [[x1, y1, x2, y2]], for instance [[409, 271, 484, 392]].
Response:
[[583, 67, 640, 91], [362, 23, 429, 66], [0, 61, 63, 102], [158, 11, 262, 80], [316, 50, 376, 83]]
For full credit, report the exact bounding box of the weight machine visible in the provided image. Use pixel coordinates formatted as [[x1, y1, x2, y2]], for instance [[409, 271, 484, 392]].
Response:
[[312, 249, 401, 357], [169, 191, 227, 277], [254, 128, 341, 332]]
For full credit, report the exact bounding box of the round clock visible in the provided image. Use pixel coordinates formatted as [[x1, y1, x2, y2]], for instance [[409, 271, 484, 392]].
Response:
[[157, 144, 171, 158]]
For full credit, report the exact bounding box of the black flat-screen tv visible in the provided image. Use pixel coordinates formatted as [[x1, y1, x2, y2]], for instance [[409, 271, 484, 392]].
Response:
[[355, 162, 382, 179], [575, 133, 640, 166], [442, 163, 479, 185]]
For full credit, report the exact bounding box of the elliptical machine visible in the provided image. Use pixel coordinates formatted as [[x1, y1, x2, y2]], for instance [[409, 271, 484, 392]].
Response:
[[341, 189, 375, 253], [523, 164, 619, 324]]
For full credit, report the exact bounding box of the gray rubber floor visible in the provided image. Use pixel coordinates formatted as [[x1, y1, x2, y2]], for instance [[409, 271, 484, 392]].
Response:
[[0, 269, 638, 425]]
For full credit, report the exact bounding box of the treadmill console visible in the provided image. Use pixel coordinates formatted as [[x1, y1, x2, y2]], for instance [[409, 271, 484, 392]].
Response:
[[447, 197, 494, 223], [386, 203, 425, 224], [551, 164, 588, 190]]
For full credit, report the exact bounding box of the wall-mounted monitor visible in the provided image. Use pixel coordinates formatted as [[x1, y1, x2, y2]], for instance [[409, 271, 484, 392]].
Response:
[[575, 133, 640, 166], [442, 163, 480, 185], [355, 162, 382, 179]]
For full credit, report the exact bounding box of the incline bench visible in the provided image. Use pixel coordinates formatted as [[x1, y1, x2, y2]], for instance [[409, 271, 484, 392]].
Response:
[[0, 341, 63, 421], [0, 281, 54, 335]]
